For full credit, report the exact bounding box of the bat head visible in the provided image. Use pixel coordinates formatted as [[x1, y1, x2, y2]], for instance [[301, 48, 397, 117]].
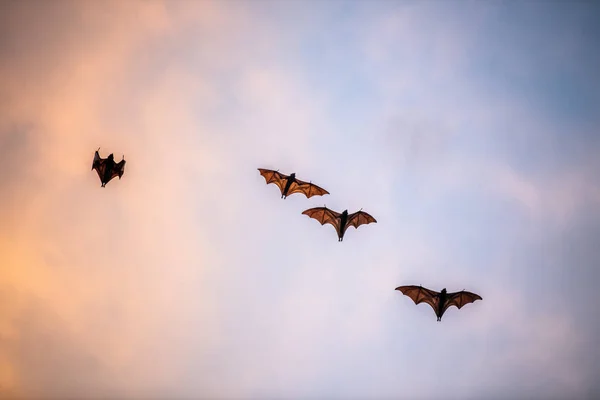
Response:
[[290, 172, 296, 179], [441, 288, 447, 294], [107, 153, 114, 161], [342, 210, 348, 217]]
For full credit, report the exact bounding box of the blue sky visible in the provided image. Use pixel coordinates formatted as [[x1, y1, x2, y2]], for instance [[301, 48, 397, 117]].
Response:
[[0, 1, 599, 399]]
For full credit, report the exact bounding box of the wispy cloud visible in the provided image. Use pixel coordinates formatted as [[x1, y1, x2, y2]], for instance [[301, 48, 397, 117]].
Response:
[[0, 0, 599, 399]]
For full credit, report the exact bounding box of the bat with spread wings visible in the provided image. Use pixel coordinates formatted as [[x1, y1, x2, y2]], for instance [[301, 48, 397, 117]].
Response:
[[257, 168, 329, 199], [395, 285, 482, 321], [92, 148, 126, 187], [301, 206, 377, 241]]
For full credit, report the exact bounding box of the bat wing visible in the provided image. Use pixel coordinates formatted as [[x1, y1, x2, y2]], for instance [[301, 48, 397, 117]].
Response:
[[395, 285, 440, 315], [442, 290, 482, 314], [302, 206, 341, 231], [92, 151, 107, 180], [345, 210, 377, 232], [258, 168, 288, 195], [92, 151, 102, 170], [109, 159, 126, 181], [286, 178, 330, 199]]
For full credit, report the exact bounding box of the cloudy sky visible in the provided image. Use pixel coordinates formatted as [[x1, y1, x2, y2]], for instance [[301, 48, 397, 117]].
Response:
[[1, 0, 599, 399]]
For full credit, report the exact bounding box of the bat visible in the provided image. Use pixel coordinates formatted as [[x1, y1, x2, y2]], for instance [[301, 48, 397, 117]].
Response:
[[395, 285, 482, 321], [92, 148, 126, 187], [302, 206, 376, 241], [257, 168, 329, 199]]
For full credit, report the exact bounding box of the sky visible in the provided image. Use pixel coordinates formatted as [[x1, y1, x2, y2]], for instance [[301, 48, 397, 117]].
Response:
[[0, 0, 599, 399]]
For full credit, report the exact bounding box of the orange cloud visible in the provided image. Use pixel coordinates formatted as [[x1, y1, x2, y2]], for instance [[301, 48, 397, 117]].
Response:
[[0, 0, 341, 397], [0, 1, 235, 396]]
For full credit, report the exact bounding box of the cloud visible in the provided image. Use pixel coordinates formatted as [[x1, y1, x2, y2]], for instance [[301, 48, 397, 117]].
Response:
[[0, 0, 359, 397], [0, 1, 243, 397], [1, 1, 599, 399]]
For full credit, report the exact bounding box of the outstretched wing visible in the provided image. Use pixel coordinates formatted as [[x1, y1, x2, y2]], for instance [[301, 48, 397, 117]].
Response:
[[258, 168, 288, 196], [442, 290, 482, 315], [302, 206, 341, 232], [345, 210, 377, 232], [395, 285, 440, 315], [287, 178, 330, 199]]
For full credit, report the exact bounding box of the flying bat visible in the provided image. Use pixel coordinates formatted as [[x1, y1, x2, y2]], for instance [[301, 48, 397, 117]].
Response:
[[257, 168, 329, 199], [302, 206, 376, 241], [395, 285, 482, 321], [92, 148, 126, 187]]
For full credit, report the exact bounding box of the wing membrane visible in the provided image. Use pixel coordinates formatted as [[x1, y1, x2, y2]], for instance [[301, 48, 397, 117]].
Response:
[[258, 168, 288, 195], [92, 151, 107, 181], [109, 160, 126, 181], [442, 290, 482, 314], [346, 210, 377, 230], [302, 206, 341, 231], [395, 285, 440, 315], [287, 178, 329, 198], [92, 151, 102, 170]]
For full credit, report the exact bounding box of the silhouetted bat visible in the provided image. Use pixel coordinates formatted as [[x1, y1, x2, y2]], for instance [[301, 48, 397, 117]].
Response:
[[395, 285, 482, 321], [257, 168, 329, 199], [92, 148, 126, 187], [302, 206, 376, 241]]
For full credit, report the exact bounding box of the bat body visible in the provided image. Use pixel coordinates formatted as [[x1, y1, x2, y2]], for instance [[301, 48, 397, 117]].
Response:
[[302, 206, 376, 241], [257, 168, 329, 199], [92, 148, 126, 187], [395, 285, 482, 321]]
